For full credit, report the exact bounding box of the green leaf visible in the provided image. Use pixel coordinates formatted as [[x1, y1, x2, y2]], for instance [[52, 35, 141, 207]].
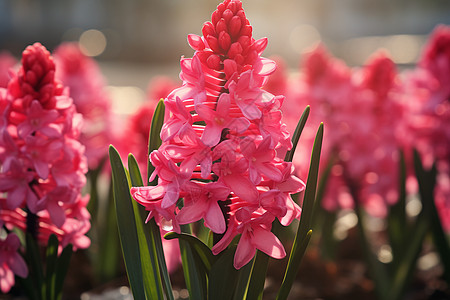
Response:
[[25, 233, 45, 300], [429, 189, 450, 284], [165, 232, 216, 272], [128, 154, 166, 300], [284, 105, 310, 163], [54, 244, 73, 300], [276, 123, 323, 300], [144, 100, 174, 299], [97, 180, 121, 282], [129, 154, 174, 300], [128, 154, 145, 187], [388, 149, 407, 267], [245, 251, 269, 300], [355, 206, 390, 299], [233, 257, 254, 300], [179, 225, 207, 300], [148, 99, 165, 185], [45, 234, 59, 300], [109, 145, 146, 300], [86, 155, 107, 223], [208, 246, 240, 300]]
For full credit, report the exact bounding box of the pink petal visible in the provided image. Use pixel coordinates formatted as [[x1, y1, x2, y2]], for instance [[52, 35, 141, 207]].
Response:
[[216, 93, 230, 114], [73, 235, 91, 249], [228, 117, 250, 133], [200, 156, 212, 179], [256, 163, 283, 182], [176, 201, 206, 225], [234, 231, 256, 269], [223, 174, 258, 203], [7, 186, 26, 210], [48, 200, 66, 228], [34, 160, 49, 179], [238, 102, 261, 120], [195, 103, 215, 122], [251, 227, 286, 259], [204, 202, 226, 234], [8, 253, 28, 278], [161, 183, 180, 208], [0, 267, 14, 293], [201, 124, 222, 147]]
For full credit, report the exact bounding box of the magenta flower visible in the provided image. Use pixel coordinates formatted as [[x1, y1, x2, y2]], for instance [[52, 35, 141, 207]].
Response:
[[54, 42, 114, 170], [131, 0, 304, 269], [0, 43, 90, 270], [282, 45, 404, 217], [0, 233, 28, 293], [401, 25, 450, 231]]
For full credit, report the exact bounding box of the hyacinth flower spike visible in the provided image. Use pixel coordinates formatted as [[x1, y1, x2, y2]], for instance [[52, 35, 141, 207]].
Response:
[[0, 43, 90, 298], [110, 1, 322, 299], [128, 0, 308, 270]]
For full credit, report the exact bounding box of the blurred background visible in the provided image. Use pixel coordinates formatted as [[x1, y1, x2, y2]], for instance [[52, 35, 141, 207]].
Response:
[[1, 0, 450, 90]]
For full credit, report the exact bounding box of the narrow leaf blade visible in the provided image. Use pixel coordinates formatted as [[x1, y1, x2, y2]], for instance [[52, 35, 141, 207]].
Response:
[[277, 123, 323, 300], [128, 154, 165, 300], [284, 106, 310, 163], [109, 145, 146, 300], [148, 99, 165, 185]]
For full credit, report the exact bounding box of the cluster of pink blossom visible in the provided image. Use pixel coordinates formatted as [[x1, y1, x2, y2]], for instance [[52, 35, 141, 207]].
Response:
[[131, 0, 305, 269], [400, 25, 450, 230], [276, 26, 449, 224], [54, 43, 115, 170], [0, 43, 90, 292]]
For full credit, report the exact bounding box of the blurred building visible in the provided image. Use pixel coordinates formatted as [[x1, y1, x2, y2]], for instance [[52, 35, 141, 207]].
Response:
[[1, 0, 449, 67]]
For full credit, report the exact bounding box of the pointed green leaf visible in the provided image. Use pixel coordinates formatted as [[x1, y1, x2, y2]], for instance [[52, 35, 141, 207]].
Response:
[[245, 251, 269, 300], [54, 244, 73, 300], [129, 154, 174, 300], [179, 225, 207, 300], [45, 234, 59, 300], [277, 123, 323, 300], [109, 145, 146, 300], [164, 232, 216, 272], [148, 99, 165, 185], [232, 257, 254, 300], [413, 150, 450, 284], [388, 149, 407, 266], [143, 99, 174, 300], [208, 246, 240, 300], [97, 180, 121, 282], [355, 206, 390, 299], [429, 190, 450, 284], [284, 106, 310, 163], [25, 233, 45, 300], [128, 154, 165, 300], [385, 214, 427, 300]]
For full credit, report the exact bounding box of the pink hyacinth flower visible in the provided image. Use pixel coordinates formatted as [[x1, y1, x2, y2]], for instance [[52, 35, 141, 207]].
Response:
[[0, 233, 28, 293], [131, 0, 304, 269]]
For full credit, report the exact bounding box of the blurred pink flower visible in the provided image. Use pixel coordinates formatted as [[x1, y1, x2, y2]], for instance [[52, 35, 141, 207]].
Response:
[[54, 43, 114, 169], [283, 45, 403, 217], [130, 0, 304, 269], [0, 233, 28, 293], [0, 43, 90, 259], [401, 25, 450, 230]]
